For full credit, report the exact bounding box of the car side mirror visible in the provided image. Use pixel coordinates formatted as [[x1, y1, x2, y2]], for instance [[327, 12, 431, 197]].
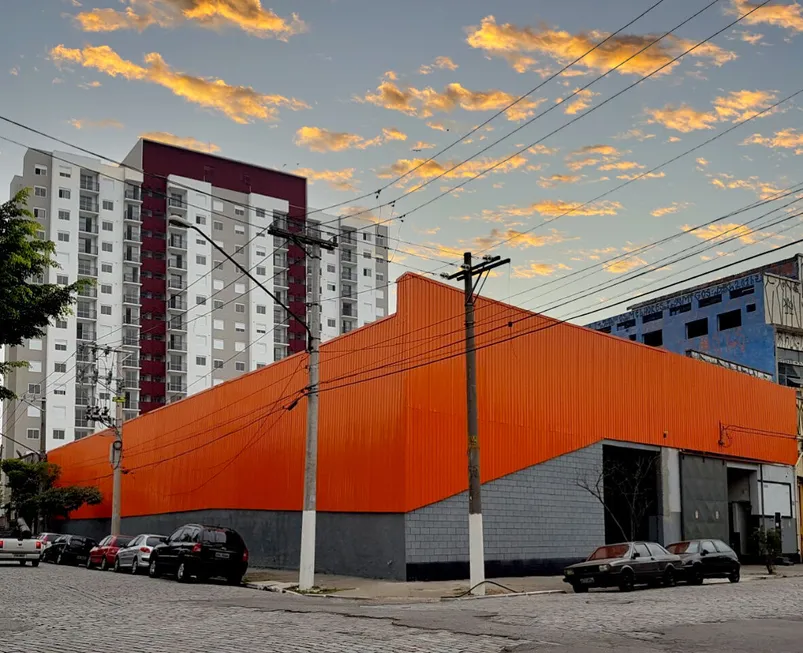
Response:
[[700, 550, 707, 556], [632, 551, 640, 559]]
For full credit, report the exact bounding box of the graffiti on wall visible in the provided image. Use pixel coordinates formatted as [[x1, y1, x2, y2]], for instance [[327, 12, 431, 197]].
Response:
[[765, 274, 803, 331], [687, 349, 773, 381]]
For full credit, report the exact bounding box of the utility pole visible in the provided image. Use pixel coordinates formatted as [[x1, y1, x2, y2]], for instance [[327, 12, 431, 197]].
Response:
[[445, 252, 510, 596], [269, 218, 335, 592]]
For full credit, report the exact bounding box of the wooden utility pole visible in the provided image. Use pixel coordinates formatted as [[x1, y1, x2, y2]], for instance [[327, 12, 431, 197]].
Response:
[[446, 252, 510, 596]]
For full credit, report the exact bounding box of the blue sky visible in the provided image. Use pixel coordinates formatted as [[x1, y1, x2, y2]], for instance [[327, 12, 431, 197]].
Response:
[[3, 0, 803, 322]]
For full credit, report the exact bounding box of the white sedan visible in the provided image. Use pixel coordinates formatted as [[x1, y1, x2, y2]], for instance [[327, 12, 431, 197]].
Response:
[[113, 534, 167, 574]]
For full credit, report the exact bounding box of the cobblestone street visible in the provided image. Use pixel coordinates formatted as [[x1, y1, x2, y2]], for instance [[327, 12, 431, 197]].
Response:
[[3, 562, 803, 652]]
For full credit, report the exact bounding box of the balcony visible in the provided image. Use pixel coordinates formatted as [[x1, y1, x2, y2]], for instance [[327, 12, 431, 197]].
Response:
[[167, 361, 187, 372], [79, 199, 99, 213], [123, 272, 140, 284], [124, 228, 140, 242], [168, 340, 187, 352], [341, 273, 355, 282], [122, 353, 139, 367], [168, 318, 186, 331], [78, 263, 98, 277], [79, 220, 98, 235], [79, 243, 99, 256], [168, 257, 187, 270], [168, 197, 186, 210], [168, 236, 186, 250], [124, 186, 141, 202], [274, 307, 288, 324], [123, 293, 139, 305], [76, 328, 96, 341], [123, 313, 140, 326], [78, 286, 97, 298], [274, 273, 288, 288], [168, 383, 187, 393], [125, 206, 141, 222], [80, 178, 100, 192], [168, 278, 185, 290], [167, 298, 187, 311], [123, 249, 141, 263], [122, 335, 140, 347], [341, 252, 355, 264], [76, 307, 97, 320]]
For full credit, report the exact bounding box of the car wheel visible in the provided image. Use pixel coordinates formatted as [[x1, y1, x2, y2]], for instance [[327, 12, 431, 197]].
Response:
[[113, 557, 121, 573], [56, 552, 64, 565], [663, 567, 676, 588], [618, 570, 634, 592], [728, 567, 740, 583], [571, 583, 588, 594], [100, 557, 108, 572], [19, 560, 27, 566], [176, 561, 191, 583], [689, 565, 704, 586], [227, 574, 242, 586], [31, 560, 39, 568], [148, 558, 161, 579], [131, 556, 139, 575], [86, 557, 93, 569]]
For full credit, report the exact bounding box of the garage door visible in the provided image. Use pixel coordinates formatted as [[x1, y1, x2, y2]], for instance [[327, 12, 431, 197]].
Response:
[[680, 454, 729, 541]]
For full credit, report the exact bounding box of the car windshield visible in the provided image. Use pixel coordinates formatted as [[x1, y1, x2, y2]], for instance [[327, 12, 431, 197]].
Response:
[[146, 536, 165, 547], [202, 528, 244, 549], [588, 544, 630, 560], [667, 541, 699, 554]]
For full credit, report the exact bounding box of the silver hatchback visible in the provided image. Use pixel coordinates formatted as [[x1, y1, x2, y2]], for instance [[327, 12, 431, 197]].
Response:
[[113, 534, 167, 574]]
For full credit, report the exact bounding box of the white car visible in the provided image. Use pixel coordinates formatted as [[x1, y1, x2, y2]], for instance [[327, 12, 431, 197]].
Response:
[[0, 520, 42, 566], [113, 534, 167, 574]]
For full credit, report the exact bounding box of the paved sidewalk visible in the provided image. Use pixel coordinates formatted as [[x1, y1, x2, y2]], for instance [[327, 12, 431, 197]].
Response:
[[243, 563, 803, 601]]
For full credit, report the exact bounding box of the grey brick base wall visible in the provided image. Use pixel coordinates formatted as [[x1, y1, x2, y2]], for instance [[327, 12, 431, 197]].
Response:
[[405, 444, 605, 580]]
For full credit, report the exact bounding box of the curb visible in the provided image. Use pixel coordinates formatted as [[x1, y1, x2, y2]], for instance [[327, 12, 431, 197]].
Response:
[[244, 582, 302, 596], [443, 589, 566, 601]]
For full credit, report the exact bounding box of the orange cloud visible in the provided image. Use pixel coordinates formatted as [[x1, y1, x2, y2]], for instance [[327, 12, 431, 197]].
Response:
[[742, 128, 803, 154], [696, 157, 709, 167], [427, 121, 450, 132], [294, 126, 407, 152], [411, 141, 436, 151], [472, 228, 569, 250], [598, 161, 643, 171], [465, 15, 735, 76], [538, 174, 583, 188], [377, 154, 528, 182], [615, 171, 666, 181], [418, 55, 459, 74], [512, 262, 571, 278], [737, 30, 764, 44], [295, 167, 357, 191], [68, 118, 124, 129], [357, 80, 544, 121], [140, 131, 220, 152], [491, 199, 622, 218], [728, 0, 803, 33], [646, 89, 776, 132], [558, 88, 598, 115], [709, 174, 784, 200], [604, 256, 647, 273], [74, 0, 306, 39], [651, 202, 690, 217], [573, 144, 621, 157], [50, 44, 308, 123], [566, 157, 599, 171], [528, 144, 559, 155], [682, 222, 760, 244], [615, 128, 656, 141]]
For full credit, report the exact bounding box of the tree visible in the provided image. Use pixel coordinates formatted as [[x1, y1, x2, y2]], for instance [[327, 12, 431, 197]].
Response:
[[0, 459, 102, 530], [752, 526, 782, 574], [0, 189, 86, 400]]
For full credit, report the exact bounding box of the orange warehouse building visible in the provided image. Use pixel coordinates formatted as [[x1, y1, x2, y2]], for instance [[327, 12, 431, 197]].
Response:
[[51, 274, 801, 580]]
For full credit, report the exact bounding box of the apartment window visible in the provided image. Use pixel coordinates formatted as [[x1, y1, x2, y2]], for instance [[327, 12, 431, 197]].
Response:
[[213, 279, 224, 291], [55, 362, 67, 373], [35, 186, 47, 197], [29, 360, 42, 373], [101, 305, 112, 315], [213, 300, 224, 310], [235, 246, 243, 255], [196, 215, 206, 225], [213, 359, 224, 369], [101, 263, 113, 273], [213, 220, 223, 231], [363, 251, 372, 259], [101, 284, 112, 294], [27, 428, 40, 441], [196, 356, 207, 366], [730, 285, 755, 299], [235, 361, 246, 372], [698, 294, 722, 308], [34, 164, 47, 176], [256, 266, 266, 276], [327, 318, 336, 328], [255, 304, 266, 314], [29, 338, 43, 350], [596, 325, 612, 334], [642, 330, 663, 347], [53, 429, 66, 440], [102, 200, 114, 211], [746, 303, 757, 313], [213, 319, 224, 330], [686, 317, 708, 339], [718, 309, 742, 331], [235, 342, 246, 352], [377, 272, 384, 281], [54, 385, 67, 396], [327, 264, 336, 273], [255, 208, 266, 218], [235, 224, 246, 236], [235, 283, 246, 294], [256, 323, 266, 334], [33, 207, 47, 219], [363, 268, 372, 278], [28, 383, 42, 395], [362, 232, 371, 241], [196, 295, 207, 305], [642, 311, 662, 324], [57, 274, 69, 285], [55, 340, 68, 351], [235, 322, 246, 333], [59, 168, 71, 178], [327, 283, 336, 292], [56, 319, 67, 329], [236, 303, 246, 313], [102, 221, 113, 232], [213, 339, 224, 350], [54, 210, 69, 223], [57, 231, 70, 243], [102, 242, 113, 252], [234, 206, 245, 217], [256, 247, 266, 257], [196, 255, 207, 265], [59, 188, 71, 199], [669, 302, 691, 316], [214, 260, 224, 271]]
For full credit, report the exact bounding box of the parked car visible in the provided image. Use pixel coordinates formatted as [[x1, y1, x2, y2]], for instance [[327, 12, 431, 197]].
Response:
[[87, 535, 134, 570], [37, 532, 61, 554], [667, 539, 741, 585], [148, 524, 248, 584], [114, 534, 167, 574], [563, 542, 682, 593], [0, 519, 42, 566], [42, 535, 97, 566]]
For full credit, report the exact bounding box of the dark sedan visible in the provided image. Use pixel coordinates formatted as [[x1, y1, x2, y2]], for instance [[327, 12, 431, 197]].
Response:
[[41, 535, 97, 566], [667, 539, 740, 585], [564, 542, 682, 593]]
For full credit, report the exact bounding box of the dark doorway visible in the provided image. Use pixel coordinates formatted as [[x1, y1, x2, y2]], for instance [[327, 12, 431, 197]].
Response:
[[602, 445, 660, 543], [727, 466, 755, 557]]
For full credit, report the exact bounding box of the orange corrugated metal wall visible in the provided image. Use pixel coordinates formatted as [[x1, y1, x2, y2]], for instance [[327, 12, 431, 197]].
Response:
[[51, 274, 798, 520]]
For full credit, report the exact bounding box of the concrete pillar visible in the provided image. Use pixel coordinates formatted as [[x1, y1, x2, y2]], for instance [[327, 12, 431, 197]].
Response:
[[660, 448, 682, 545]]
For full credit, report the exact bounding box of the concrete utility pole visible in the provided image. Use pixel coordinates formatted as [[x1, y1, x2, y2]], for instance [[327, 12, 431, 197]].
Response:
[[446, 252, 510, 596]]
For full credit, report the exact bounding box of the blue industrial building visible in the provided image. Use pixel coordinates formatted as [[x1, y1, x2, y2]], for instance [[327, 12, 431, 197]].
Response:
[[587, 254, 803, 387]]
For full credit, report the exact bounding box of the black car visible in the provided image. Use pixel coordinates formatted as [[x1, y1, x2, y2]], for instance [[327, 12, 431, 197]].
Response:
[[148, 524, 248, 584], [667, 539, 740, 585], [42, 535, 97, 566], [563, 542, 682, 593]]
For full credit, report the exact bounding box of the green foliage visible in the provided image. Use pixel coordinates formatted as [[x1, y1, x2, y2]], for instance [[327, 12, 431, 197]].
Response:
[[0, 459, 102, 528], [0, 189, 87, 400], [752, 526, 783, 574]]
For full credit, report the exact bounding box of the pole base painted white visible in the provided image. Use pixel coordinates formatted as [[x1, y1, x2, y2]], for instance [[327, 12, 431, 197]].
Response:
[[298, 510, 317, 591], [469, 512, 485, 596]]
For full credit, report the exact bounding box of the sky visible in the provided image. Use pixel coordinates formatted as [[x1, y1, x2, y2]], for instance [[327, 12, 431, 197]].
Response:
[[3, 0, 803, 324]]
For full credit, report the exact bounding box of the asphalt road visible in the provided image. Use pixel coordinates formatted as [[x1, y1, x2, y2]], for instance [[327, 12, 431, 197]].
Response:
[[2, 561, 803, 652]]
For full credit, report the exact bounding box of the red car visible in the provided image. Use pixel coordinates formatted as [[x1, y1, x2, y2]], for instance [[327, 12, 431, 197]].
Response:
[[86, 535, 134, 571]]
